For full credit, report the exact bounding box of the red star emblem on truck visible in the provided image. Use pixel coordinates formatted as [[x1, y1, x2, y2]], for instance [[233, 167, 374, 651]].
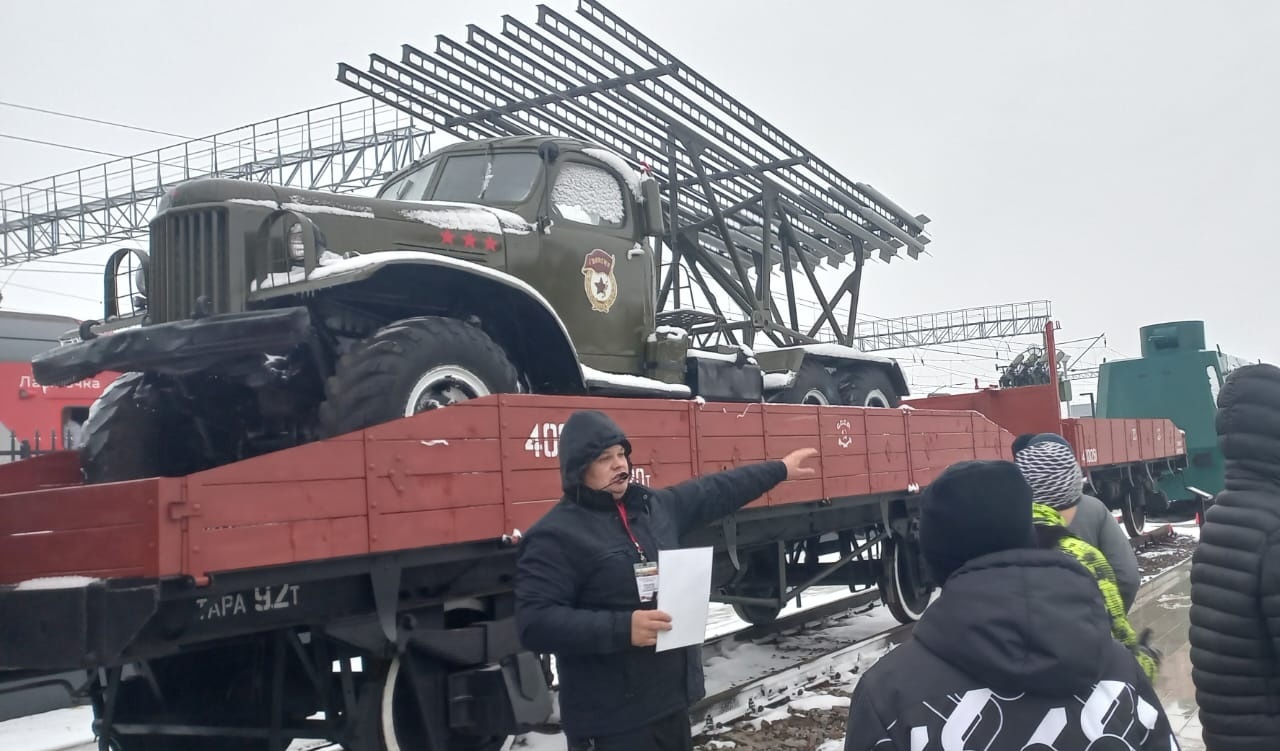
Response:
[[463, 233, 477, 248], [441, 229, 455, 245], [484, 236, 499, 252]]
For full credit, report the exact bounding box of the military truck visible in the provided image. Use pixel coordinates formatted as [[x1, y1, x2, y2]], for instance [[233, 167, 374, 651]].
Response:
[[33, 3, 930, 486]]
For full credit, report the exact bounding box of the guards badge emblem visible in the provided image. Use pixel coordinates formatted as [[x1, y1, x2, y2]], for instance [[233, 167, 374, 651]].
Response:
[[582, 249, 618, 313]]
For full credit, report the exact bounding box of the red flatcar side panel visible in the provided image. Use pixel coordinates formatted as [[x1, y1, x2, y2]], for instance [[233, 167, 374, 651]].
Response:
[[0, 394, 1028, 584], [374, 506, 505, 552], [0, 478, 181, 584], [366, 438, 503, 511], [195, 516, 371, 575], [0, 451, 83, 494], [760, 404, 823, 506], [907, 410, 981, 487], [970, 413, 1009, 460], [1110, 421, 1127, 465], [865, 411, 911, 493], [186, 434, 370, 574], [696, 403, 768, 509], [497, 396, 697, 535], [1064, 417, 1185, 470], [818, 408, 871, 499], [366, 402, 504, 552]]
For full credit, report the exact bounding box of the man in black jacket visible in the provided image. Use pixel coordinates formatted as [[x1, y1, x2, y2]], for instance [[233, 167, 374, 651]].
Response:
[[1190, 363, 1280, 751], [515, 409, 816, 751], [844, 460, 1178, 751]]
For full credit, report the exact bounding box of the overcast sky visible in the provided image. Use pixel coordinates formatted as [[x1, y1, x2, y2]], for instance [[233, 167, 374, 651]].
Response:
[[1, 0, 1276, 393]]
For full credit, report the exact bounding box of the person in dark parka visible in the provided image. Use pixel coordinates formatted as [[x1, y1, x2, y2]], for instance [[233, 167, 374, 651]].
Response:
[[843, 460, 1178, 751], [1190, 363, 1280, 751], [515, 409, 816, 751]]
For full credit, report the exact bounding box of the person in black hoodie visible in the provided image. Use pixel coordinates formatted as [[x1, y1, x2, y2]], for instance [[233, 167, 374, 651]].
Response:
[[1190, 363, 1280, 751], [843, 459, 1178, 751], [515, 409, 816, 751]]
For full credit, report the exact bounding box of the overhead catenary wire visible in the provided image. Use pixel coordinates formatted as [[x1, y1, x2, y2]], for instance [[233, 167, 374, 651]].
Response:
[[0, 99, 194, 142]]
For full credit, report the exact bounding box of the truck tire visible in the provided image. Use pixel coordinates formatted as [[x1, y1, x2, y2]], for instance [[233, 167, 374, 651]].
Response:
[[770, 360, 841, 405], [843, 366, 900, 408], [319, 316, 519, 438], [80, 373, 202, 484]]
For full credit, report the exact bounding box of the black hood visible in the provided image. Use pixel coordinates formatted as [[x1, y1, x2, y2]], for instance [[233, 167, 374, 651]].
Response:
[[1216, 364, 1280, 480], [558, 410, 632, 494], [912, 548, 1113, 697]]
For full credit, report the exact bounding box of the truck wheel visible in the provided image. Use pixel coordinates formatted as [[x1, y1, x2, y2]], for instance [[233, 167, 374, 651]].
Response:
[[319, 317, 519, 437], [80, 373, 202, 484], [770, 360, 841, 405], [843, 367, 900, 408]]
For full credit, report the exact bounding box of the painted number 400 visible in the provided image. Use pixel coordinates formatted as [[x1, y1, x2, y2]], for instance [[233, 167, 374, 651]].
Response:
[[524, 422, 566, 458]]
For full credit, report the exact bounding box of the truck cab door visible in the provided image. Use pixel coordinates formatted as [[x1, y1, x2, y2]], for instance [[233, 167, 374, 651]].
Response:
[[527, 157, 655, 376]]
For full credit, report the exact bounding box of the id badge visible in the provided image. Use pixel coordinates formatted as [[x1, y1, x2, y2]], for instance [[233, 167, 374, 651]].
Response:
[[633, 561, 659, 603]]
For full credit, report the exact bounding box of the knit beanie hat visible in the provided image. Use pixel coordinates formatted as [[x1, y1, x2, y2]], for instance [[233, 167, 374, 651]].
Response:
[[919, 460, 1037, 584], [1014, 439, 1084, 510]]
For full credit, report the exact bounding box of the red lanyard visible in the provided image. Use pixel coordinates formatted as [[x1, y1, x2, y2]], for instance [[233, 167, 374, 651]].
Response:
[[616, 501, 648, 562]]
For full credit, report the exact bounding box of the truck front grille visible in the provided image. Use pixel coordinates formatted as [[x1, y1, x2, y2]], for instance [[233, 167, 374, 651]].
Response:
[[149, 209, 233, 323]]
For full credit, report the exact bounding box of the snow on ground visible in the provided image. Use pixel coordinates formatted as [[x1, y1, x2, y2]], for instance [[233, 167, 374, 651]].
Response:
[[2, 706, 93, 751], [703, 603, 900, 698], [705, 585, 853, 641]]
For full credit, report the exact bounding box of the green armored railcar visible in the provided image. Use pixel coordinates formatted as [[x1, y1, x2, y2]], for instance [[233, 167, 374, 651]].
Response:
[[1096, 320, 1249, 513]]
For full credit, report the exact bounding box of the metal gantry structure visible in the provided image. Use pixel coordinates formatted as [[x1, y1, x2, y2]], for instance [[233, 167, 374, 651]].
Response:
[[851, 301, 1054, 352], [337, 0, 932, 349], [0, 99, 433, 265]]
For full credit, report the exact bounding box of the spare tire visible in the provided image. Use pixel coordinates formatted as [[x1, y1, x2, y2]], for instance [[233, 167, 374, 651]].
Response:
[[319, 316, 519, 437]]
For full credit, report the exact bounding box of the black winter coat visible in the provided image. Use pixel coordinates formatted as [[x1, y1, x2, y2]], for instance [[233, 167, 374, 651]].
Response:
[[1190, 363, 1280, 751], [844, 548, 1177, 751], [514, 410, 788, 739]]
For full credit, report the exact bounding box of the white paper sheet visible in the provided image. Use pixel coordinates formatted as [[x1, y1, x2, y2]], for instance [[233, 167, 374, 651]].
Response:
[[655, 546, 715, 652]]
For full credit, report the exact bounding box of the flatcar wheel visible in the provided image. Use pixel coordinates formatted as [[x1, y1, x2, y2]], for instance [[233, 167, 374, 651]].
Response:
[[879, 537, 932, 624], [731, 601, 783, 626], [1121, 484, 1147, 538], [728, 547, 784, 625], [350, 656, 505, 751]]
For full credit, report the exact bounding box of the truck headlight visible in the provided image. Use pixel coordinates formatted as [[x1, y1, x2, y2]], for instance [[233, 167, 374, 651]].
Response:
[[288, 223, 306, 262]]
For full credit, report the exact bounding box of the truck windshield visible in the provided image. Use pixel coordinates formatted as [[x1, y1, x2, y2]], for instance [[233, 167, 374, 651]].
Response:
[[429, 153, 542, 204], [381, 160, 440, 202]]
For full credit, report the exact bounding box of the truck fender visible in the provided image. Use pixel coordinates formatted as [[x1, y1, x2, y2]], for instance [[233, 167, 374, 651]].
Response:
[[755, 344, 911, 398], [250, 251, 586, 393]]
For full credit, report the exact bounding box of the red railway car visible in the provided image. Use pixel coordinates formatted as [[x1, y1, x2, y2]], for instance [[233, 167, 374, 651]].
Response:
[[907, 324, 1187, 536], [0, 394, 1011, 750], [0, 311, 116, 459]]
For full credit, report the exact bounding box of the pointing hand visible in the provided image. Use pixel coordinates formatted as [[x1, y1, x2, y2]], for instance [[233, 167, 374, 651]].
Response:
[[782, 447, 819, 479]]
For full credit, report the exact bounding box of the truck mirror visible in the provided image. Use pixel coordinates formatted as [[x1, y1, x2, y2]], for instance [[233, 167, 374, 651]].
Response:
[[641, 178, 664, 238]]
